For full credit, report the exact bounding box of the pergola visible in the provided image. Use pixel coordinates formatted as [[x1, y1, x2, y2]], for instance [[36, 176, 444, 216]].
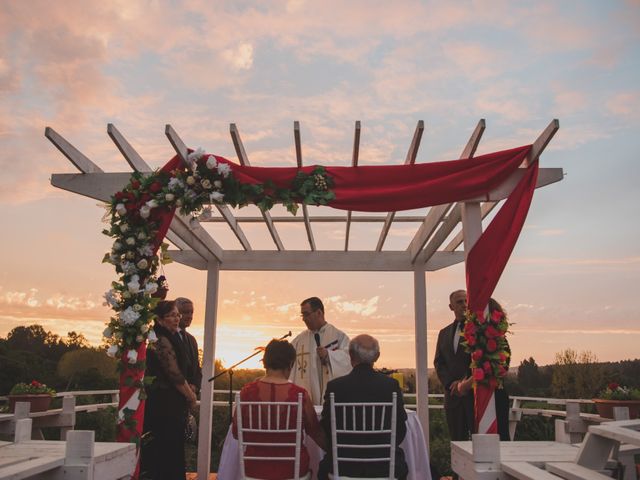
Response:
[[48, 119, 562, 479]]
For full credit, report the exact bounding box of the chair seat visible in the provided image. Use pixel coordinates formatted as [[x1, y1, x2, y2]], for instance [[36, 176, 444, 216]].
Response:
[[328, 475, 396, 480], [246, 473, 310, 480]]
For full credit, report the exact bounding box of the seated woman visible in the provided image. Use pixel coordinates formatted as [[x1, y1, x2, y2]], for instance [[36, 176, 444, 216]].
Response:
[[232, 339, 326, 479], [141, 300, 197, 480]]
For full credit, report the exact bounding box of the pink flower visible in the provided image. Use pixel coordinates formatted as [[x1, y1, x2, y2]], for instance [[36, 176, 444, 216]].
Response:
[[491, 310, 504, 323], [476, 311, 486, 324], [472, 349, 483, 361], [485, 326, 500, 338], [486, 339, 497, 352], [483, 361, 492, 373], [473, 368, 485, 381]]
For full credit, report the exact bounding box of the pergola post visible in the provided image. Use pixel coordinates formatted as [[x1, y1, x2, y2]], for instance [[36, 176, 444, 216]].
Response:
[[413, 265, 430, 446], [197, 261, 220, 480], [461, 202, 483, 255]]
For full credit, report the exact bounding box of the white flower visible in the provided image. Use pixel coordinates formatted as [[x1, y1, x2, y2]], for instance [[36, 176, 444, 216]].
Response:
[[127, 350, 138, 364], [126, 237, 136, 246], [165, 193, 175, 202], [137, 232, 147, 240], [122, 291, 131, 299], [125, 251, 136, 260], [127, 275, 141, 293], [214, 180, 222, 188], [106, 345, 119, 357], [206, 156, 218, 169], [168, 177, 184, 191], [103, 327, 113, 339], [144, 282, 158, 294], [201, 179, 212, 189], [133, 303, 143, 312], [136, 259, 148, 270], [120, 306, 141, 325], [139, 205, 151, 219], [209, 191, 224, 203], [103, 290, 119, 308], [140, 323, 150, 333], [108, 254, 120, 265], [146, 199, 158, 209], [186, 176, 196, 186], [137, 244, 153, 257], [120, 223, 129, 233], [121, 261, 136, 275], [187, 147, 205, 163], [115, 203, 127, 216], [112, 241, 123, 251], [147, 330, 158, 343], [217, 163, 231, 178]]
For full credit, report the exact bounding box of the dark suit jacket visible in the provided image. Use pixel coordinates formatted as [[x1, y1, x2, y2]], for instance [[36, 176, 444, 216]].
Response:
[[434, 320, 472, 408], [181, 330, 202, 393], [318, 364, 408, 480]]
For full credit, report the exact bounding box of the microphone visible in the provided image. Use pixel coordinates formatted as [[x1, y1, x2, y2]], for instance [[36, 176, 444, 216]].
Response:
[[314, 333, 321, 347], [279, 331, 292, 340]]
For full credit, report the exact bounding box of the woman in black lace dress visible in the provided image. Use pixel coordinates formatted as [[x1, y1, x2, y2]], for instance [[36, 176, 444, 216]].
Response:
[[141, 300, 197, 480]]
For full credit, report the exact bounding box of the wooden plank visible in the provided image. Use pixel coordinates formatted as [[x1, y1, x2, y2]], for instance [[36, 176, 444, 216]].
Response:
[[345, 121, 360, 251], [444, 202, 497, 252], [294, 121, 316, 251], [502, 461, 563, 480], [45, 127, 102, 173], [589, 424, 640, 446], [230, 123, 284, 251], [546, 462, 612, 480], [199, 215, 427, 223], [524, 119, 560, 167], [0, 456, 64, 479], [409, 119, 485, 263], [376, 121, 424, 251]]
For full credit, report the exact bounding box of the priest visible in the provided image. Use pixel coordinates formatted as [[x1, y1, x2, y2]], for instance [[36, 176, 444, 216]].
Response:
[[290, 297, 351, 405]]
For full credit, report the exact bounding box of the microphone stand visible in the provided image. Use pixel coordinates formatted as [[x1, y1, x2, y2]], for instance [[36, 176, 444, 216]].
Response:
[[209, 330, 292, 425]]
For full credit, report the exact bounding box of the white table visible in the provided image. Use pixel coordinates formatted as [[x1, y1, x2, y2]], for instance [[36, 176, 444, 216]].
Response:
[[218, 408, 431, 480]]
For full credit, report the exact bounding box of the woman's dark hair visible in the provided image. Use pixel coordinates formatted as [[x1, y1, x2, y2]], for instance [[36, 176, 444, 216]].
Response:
[[488, 298, 505, 315], [154, 300, 176, 319], [262, 339, 296, 371]]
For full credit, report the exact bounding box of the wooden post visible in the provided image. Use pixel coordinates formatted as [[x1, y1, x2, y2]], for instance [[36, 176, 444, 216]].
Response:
[[14, 418, 32, 443], [197, 261, 221, 480], [413, 265, 430, 446], [461, 202, 483, 255], [61, 395, 77, 440], [64, 430, 95, 479]]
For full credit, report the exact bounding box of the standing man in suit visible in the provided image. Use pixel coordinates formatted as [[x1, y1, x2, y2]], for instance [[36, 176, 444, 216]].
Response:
[[175, 297, 202, 394], [318, 334, 409, 480], [434, 289, 474, 441]]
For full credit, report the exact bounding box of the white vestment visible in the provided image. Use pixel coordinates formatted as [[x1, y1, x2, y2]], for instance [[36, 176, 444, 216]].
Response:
[[289, 323, 351, 405]]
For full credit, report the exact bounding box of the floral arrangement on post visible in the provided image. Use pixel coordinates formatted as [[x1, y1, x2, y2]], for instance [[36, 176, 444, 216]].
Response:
[[461, 299, 511, 388], [597, 383, 640, 401], [101, 148, 335, 444], [10, 380, 56, 396]]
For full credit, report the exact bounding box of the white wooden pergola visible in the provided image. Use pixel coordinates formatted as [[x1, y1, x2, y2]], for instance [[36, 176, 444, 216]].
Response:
[[48, 119, 562, 479]]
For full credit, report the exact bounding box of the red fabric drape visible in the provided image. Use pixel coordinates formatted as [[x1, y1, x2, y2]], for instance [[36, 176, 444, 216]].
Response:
[[465, 161, 539, 433]]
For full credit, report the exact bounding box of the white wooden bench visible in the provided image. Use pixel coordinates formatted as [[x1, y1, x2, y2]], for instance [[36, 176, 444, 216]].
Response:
[[502, 461, 563, 480]]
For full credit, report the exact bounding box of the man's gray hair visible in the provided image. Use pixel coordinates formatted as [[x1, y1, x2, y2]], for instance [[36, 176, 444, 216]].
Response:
[[349, 335, 380, 365], [174, 297, 193, 309]]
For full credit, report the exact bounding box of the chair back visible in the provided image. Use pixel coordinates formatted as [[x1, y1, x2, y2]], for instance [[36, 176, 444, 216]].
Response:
[[329, 392, 398, 480], [236, 391, 305, 480]]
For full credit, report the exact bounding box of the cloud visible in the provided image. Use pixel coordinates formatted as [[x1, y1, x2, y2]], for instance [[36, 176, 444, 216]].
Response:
[[330, 296, 379, 317], [606, 92, 640, 119]]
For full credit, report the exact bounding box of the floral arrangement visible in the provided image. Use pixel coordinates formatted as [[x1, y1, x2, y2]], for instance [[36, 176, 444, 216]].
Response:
[[10, 380, 56, 396], [461, 307, 510, 388], [596, 382, 640, 401]]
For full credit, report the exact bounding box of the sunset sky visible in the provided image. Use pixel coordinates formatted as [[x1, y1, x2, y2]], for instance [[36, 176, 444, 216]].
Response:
[[1, 1, 638, 371]]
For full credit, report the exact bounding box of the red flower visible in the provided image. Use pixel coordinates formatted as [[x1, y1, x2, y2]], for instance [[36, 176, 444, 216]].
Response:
[[149, 182, 162, 193], [491, 310, 503, 323], [125, 203, 137, 211], [489, 377, 498, 388], [486, 339, 497, 352], [476, 311, 486, 324], [483, 361, 492, 373], [608, 382, 619, 391], [473, 368, 485, 381], [485, 325, 500, 338], [31, 380, 41, 387], [464, 322, 476, 335], [471, 349, 483, 361], [466, 335, 476, 346], [498, 365, 507, 377], [131, 180, 141, 189], [115, 191, 125, 200], [499, 352, 507, 363]]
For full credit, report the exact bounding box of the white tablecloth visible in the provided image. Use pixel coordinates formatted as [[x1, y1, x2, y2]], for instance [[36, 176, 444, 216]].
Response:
[[217, 408, 431, 480]]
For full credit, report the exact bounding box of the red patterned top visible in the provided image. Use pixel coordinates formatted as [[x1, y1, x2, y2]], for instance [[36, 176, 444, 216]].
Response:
[[232, 379, 323, 479]]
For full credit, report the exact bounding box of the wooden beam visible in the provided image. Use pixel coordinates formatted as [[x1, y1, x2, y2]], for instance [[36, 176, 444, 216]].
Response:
[[169, 250, 464, 272], [166, 125, 251, 251], [524, 119, 559, 167], [409, 120, 485, 263], [376, 120, 424, 251], [345, 120, 360, 251], [107, 123, 193, 251], [45, 127, 102, 173], [444, 202, 497, 251], [294, 121, 316, 251], [230, 123, 285, 251], [199, 215, 426, 223]]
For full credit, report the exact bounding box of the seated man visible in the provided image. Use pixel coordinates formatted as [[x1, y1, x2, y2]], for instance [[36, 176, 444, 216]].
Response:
[[318, 334, 409, 480]]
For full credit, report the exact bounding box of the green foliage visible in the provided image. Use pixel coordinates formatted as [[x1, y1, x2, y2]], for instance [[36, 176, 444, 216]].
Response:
[[9, 380, 55, 396], [551, 349, 605, 398], [596, 383, 640, 400], [428, 409, 452, 477]]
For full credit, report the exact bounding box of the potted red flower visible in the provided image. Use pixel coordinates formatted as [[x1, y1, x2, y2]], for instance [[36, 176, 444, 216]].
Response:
[[8, 380, 56, 412], [593, 382, 640, 419]]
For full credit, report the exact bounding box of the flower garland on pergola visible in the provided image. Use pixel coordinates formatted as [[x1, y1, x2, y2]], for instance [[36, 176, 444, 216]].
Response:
[[99, 143, 542, 470]]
